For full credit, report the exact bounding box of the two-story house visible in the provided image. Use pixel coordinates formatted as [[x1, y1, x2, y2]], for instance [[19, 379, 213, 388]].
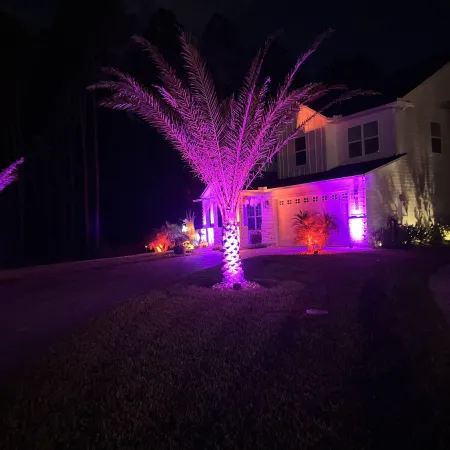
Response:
[[198, 62, 450, 247]]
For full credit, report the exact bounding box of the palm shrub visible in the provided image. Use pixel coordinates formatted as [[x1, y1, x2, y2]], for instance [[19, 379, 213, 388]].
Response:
[[184, 210, 196, 243], [292, 210, 338, 252]]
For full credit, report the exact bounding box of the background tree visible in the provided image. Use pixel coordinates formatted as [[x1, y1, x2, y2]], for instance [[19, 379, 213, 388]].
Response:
[[92, 31, 361, 287], [0, 159, 24, 193]]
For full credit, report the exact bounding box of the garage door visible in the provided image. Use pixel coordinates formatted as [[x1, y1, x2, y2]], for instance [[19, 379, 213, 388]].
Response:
[[277, 192, 349, 247]]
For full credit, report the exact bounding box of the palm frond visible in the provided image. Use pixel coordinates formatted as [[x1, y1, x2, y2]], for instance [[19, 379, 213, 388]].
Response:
[[0, 158, 24, 192]]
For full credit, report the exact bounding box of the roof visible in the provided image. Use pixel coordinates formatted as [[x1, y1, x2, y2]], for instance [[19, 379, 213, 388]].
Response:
[[248, 154, 406, 190]]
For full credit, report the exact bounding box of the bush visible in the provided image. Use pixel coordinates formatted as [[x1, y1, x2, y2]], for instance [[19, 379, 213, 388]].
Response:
[[247, 243, 268, 249], [249, 231, 262, 245], [182, 240, 194, 251], [147, 222, 187, 253], [370, 217, 450, 248], [292, 211, 338, 253], [173, 245, 185, 255]]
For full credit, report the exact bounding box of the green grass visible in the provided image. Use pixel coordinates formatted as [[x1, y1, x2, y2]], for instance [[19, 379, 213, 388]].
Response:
[[2, 249, 450, 449]]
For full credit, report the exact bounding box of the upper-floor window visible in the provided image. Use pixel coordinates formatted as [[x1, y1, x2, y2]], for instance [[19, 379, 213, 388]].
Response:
[[295, 136, 307, 166], [431, 122, 442, 153], [348, 121, 379, 158], [247, 203, 262, 231]]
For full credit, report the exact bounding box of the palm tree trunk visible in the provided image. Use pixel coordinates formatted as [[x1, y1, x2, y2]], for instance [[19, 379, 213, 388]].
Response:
[[221, 210, 244, 285]]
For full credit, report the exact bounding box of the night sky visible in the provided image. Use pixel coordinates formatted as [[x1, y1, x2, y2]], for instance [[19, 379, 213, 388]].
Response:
[[6, 0, 450, 71], [1, 0, 449, 265]]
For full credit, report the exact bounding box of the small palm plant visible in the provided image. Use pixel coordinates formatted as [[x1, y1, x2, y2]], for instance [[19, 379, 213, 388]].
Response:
[[292, 210, 338, 253], [292, 210, 317, 253]]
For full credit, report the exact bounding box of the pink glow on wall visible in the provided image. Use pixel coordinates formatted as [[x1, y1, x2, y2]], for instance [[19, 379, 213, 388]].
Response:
[[210, 206, 215, 226], [349, 217, 365, 242]]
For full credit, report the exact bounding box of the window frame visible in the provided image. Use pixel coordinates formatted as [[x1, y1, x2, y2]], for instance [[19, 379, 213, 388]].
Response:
[[247, 203, 262, 231], [348, 120, 379, 158], [295, 136, 307, 166], [431, 122, 442, 154]]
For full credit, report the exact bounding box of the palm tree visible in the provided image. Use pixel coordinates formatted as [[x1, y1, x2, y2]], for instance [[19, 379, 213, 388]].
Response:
[[0, 158, 24, 193], [90, 32, 363, 287], [292, 210, 317, 253]]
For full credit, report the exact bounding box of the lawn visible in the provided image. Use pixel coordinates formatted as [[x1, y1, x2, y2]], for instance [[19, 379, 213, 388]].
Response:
[[1, 249, 450, 449]]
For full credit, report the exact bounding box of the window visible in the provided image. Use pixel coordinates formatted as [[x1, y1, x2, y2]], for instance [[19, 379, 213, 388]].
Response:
[[342, 193, 348, 199], [264, 200, 269, 208], [217, 208, 223, 227], [322, 195, 327, 201], [287, 199, 292, 205], [312, 196, 318, 202], [247, 203, 262, 231], [279, 200, 284, 206], [348, 121, 379, 158], [295, 136, 307, 166], [431, 122, 442, 153], [304, 197, 309, 203], [331, 194, 338, 200], [295, 198, 300, 204]]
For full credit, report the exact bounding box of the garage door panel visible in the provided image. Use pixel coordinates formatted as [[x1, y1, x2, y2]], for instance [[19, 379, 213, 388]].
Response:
[[277, 194, 349, 247]]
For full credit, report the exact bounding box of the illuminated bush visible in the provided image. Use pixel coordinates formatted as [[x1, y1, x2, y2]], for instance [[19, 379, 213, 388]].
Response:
[[148, 232, 171, 253], [369, 218, 450, 248], [292, 211, 338, 253], [184, 211, 196, 243], [198, 240, 209, 249], [148, 222, 187, 253], [183, 240, 194, 251]]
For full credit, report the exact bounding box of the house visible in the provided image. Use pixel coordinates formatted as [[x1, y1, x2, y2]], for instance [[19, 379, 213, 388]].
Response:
[[197, 62, 450, 247]]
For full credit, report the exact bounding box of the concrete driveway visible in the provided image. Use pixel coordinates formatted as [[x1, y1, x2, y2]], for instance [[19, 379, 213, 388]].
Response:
[[1, 247, 312, 376]]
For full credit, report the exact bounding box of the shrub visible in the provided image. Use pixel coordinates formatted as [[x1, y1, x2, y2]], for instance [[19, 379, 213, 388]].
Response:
[[198, 240, 209, 249], [147, 221, 188, 253], [247, 243, 268, 249], [183, 210, 196, 243], [249, 231, 262, 245], [173, 245, 185, 255], [370, 217, 450, 248], [147, 231, 171, 253], [292, 211, 338, 253], [182, 240, 194, 251]]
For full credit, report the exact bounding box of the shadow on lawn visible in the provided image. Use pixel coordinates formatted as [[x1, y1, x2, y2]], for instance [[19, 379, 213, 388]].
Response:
[[358, 264, 450, 449]]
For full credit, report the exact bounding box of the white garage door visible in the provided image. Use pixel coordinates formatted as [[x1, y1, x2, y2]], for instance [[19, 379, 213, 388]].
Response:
[[277, 192, 350, 247]]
